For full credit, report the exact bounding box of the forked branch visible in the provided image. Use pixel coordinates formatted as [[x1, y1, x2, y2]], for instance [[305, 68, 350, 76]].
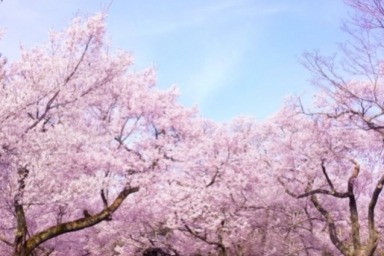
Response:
[[364, 174, 384, 256], [310, 194, 349, 255], [19, 186, 139, 256]]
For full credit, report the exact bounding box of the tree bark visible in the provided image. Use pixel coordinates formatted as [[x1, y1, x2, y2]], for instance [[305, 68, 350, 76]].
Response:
[[348, 161, 361, 256], [364, 175, 384, 256], [310, 194, 349, 255], [13, 185, 139, 256], [13, 167, 29, 256]]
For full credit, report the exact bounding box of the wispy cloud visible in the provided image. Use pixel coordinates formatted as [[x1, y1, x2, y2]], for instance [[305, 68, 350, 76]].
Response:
[[1, 0, 335, 122], [172, 1, 287, 106], [121, 0, 286, 37], [185, 48, 242, 105]]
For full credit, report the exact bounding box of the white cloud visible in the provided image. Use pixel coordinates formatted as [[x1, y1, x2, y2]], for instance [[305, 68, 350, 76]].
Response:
[[183, 44, 243, 105], [173, 1, 287, 106]]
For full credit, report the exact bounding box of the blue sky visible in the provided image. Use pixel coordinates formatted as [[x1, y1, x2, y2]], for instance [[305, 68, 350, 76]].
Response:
[[0, 0, 349, 121]]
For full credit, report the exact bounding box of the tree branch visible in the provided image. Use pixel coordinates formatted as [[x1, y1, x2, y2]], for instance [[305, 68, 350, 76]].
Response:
[[183, 224, 226, 255], [13, 167, 29, 256], [21, 186, 139, 256], [25, 90, 60, 133], [321, 159, 335, 193], [347, 160, 361, 253], [0, 235, 13, 246], [280, 160, 363, 255], [100, 189, 108, 208], [278, 177, 349, 199], [206, 167, 219, 188], [364, 174, 384, 256], [310, 194, 349, 255]]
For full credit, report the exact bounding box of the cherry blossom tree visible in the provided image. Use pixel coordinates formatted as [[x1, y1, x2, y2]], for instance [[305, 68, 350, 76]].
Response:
[[107, 116, 326, 256], [271, 0, 384, 255], [5, 1, 384, 256], [0, 13, 201, 256]]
